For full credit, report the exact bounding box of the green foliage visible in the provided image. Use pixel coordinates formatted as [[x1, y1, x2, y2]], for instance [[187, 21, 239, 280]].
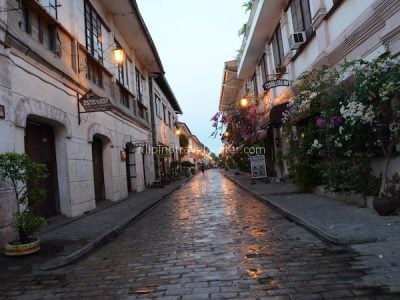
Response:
[[283, 54, 400, 198], [235, 48, 244, 60], [284, 123, 324, 192], [232, 150, 250, 173], [180, 161, 194, 168], [179, 134, 189, 148], [170, 161, 179, 169], [243, 0, 254, 13], [210, 152, 219, 163], [238, 23, 247, 37], [16, 211, 46, 243], [224, 157, 235, 169], [0, 152, 48, 243]]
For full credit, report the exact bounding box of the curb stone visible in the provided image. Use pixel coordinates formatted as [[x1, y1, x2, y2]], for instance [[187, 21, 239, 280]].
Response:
[[38, 176, 196, 271], [223, 172, 377, 246]]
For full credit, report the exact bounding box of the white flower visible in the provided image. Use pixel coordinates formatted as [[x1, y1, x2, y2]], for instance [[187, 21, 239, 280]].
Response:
[[344, 150, 352, 157], [311, 139, 322, 149], [334, 139, 343, 148], [339, 126, 344, 134], [340, 95, 375, 125]]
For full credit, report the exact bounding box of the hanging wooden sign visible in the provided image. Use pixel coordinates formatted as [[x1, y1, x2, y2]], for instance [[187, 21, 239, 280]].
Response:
[[79, 91, 112, 112], [263, 79, 290, 91]]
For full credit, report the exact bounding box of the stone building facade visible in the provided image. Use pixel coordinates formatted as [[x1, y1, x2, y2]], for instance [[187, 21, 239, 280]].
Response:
[[150, 75, 182, 181], [0, 0, 167, 246], [220, 0, 400, 179]]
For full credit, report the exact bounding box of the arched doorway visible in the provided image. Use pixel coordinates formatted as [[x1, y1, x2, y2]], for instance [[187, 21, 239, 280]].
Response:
[[125, 143, 137, 193], [92, 135, 106, 202], [25, 119, 60, 218]]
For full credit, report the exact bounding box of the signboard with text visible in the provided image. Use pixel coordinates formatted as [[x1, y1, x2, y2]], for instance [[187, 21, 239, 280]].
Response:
[[263, 79, 290, 91], [79, 91, 112, 112], [250, 155, 267, 179]]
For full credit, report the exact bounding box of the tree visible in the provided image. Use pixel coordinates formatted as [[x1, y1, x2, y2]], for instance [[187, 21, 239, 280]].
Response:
[[0, 153, 47, 243]]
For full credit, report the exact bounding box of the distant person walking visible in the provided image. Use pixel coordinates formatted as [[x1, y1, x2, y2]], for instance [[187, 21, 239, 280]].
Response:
[[201, 165, 205, 174]]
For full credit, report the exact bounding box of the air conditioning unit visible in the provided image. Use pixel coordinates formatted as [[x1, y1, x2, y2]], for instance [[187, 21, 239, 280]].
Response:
[[275, 66, 286, 74], [288, 31, 306, 50]]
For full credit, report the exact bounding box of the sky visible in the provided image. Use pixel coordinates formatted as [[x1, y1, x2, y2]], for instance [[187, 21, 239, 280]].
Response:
[[137, 0, 247, 154]]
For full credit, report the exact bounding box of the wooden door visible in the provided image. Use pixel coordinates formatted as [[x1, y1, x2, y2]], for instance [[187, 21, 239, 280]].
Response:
[[126, 147, 137, 193], [92, 136, 105, 202], [25, 121, 59, 218], [142, 152, 147, 187]]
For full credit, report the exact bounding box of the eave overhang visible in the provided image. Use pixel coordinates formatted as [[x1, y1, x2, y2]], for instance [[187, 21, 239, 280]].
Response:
[[237, 0, 287, 79], [155, 76, 183, 114], [219, 60, 242, 111], [98, 0, 164, 75]]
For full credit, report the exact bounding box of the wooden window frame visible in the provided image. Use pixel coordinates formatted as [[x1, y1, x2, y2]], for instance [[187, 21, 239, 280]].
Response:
[[84, 0, 104, 64], [271, 25, 284, 68], [86, 55, 103, 88], [119, 83, 130, 108], [135, 68, 145, 102], [258, 54, 268, 85], [252, 73, 258, 97], [290, 0, 312, 38]]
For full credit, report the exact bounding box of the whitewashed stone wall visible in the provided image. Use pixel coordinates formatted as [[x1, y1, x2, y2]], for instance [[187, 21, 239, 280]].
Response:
[[0, 0, 157, 247]]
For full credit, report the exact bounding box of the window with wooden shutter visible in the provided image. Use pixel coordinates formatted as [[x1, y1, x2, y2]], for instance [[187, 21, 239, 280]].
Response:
[[258, 54, 268, 85], [252, 73, 258, 97], [290, 0, 313, 38], [271, 25, 284, 68]]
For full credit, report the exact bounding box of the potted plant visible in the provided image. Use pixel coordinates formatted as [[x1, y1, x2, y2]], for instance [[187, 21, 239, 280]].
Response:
[[373, 172, 400, 216], [385, 172, 400, 207], [180, 161, 194, 177], [0, 153, 47, 256]]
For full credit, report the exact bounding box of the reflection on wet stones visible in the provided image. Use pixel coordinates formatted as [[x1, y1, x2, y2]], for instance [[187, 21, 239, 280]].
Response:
[[0, 170, 396, 299]]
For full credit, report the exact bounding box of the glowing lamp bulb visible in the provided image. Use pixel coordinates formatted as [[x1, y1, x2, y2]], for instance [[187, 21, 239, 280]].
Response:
[[113, 47, 124, 64], [240, 98, 249, 107]]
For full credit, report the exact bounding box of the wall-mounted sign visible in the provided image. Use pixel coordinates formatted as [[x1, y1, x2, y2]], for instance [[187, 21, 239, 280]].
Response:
[[263, 79, 290, 91], [120, 150, 127, 161], [79, 91, 112, 112]]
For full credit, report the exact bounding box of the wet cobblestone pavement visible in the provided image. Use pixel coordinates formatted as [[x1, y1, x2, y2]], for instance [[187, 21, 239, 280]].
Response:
[[0, 170, 398, 299]]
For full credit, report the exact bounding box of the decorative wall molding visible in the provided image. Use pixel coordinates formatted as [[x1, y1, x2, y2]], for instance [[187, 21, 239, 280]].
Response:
[[312, 7, 327, 30], [14, 98, 72, 138], [87, 123, 113, 145]]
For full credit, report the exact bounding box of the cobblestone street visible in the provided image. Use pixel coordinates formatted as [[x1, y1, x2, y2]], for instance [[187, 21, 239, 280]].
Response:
[[0, 171, 397, 299]]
